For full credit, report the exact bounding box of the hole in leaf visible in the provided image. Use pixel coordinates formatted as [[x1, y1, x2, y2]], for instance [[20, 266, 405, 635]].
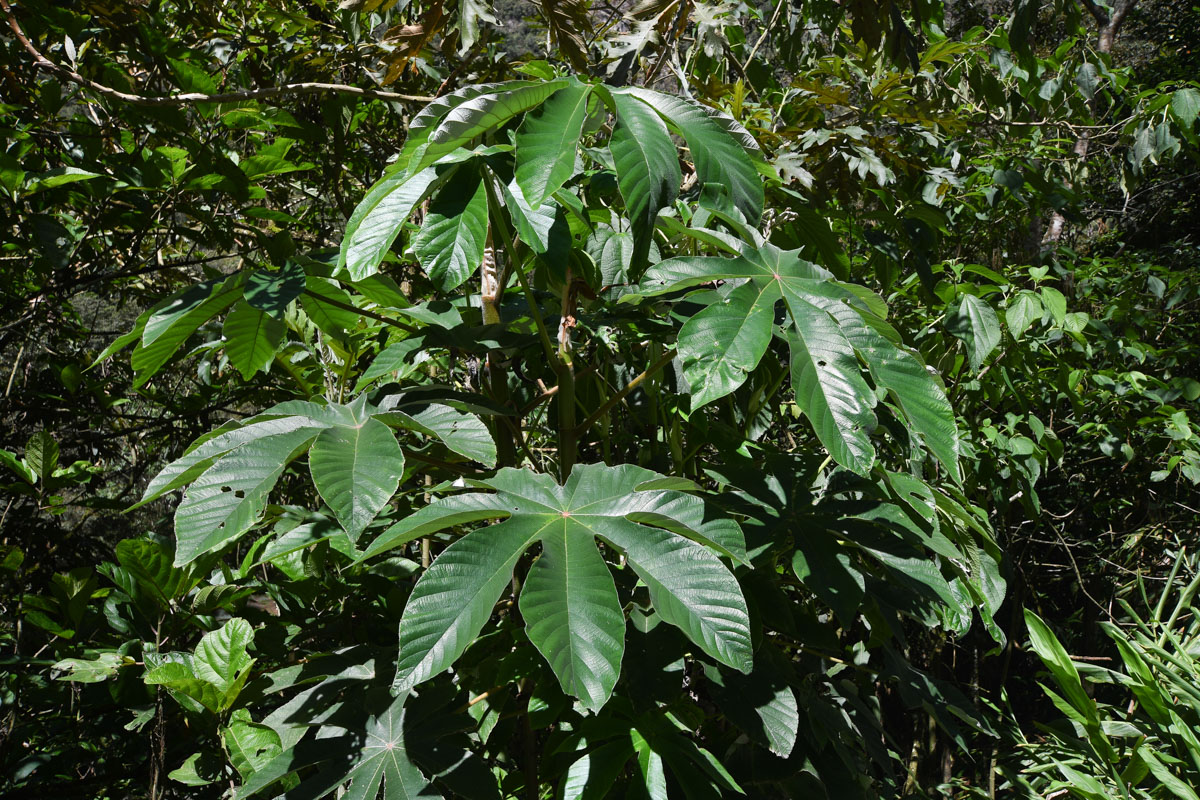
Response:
[[220, 486, 233, 493], [818, 360, 827, 367], [234, 490, 245, 499]]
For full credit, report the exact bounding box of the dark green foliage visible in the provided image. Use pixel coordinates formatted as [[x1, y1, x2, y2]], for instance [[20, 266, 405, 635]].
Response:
[[3, 0, 1200, 798]]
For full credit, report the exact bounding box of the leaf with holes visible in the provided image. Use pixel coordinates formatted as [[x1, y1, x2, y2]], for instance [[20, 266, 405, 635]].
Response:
[[174, 426, 320, 566], [154, 397, 493, 564]]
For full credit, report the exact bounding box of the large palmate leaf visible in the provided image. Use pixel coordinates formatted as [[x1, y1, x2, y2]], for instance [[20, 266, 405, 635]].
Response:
[[622, 88, 764, 224], [238, 693, 442, 800], [410, 164, 489, 291], [361, 463, 751, 711], [635, 243, 959, 476], [514, 79, 591, 208], [607, 91, 681, 276], [150, 396, 494, 565]]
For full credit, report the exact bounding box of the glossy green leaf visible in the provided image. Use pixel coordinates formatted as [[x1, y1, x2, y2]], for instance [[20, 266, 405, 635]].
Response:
[[515, 79, 590, 207], [25, 430, 58, 481], [624, 88, 764, 224], [1040, 286, 1067, 324], [599, 516, 752, 674], [339, 165, 439, 281], [143, 661, 225, 714], [562, 739, 635, 800], [520, 523, 626, 711], [301, 276, 362, 338], [411, 164, 489, 291], [1171, 87, 1200, 126], [608, 91, 681, 275], [386, 464, 751, 705], [0, 448, 35, 485], [677, 281, 779, 409], [640, 246, 904, 474], [194, 618, 255, 695], [174, 426, 319, 565], [308, 417, 405, 541], [811, 299, 960, 478], [502, 177, 563, 255], [785, 308, 877, 475], [116, 538, 199, 602], [631, 729, 669, 800], [143, 275, 235, 346], [393, 513, 543, 694], [358, 337, 425, 387], [167, 752, 223, 786], [223, 709, 282, 780], [407, 79, 570, 175], [1006, 291, 1043, 338], [131, 272, 246, 385], [223, 300, 285, 380], [141, 415, 330, 507], [948, 294, 1000, 372], [376, 403, 497, 467]]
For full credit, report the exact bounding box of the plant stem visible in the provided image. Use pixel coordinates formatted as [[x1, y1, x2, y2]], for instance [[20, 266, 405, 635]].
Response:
[[557, 273, 577, 480], [483, 176, 558, 365], [573, 348, 677, 436]]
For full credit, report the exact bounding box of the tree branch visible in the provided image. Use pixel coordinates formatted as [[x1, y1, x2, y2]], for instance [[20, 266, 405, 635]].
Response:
[[1077, 0, 1111, 27], [1, 0, 433, 107]]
